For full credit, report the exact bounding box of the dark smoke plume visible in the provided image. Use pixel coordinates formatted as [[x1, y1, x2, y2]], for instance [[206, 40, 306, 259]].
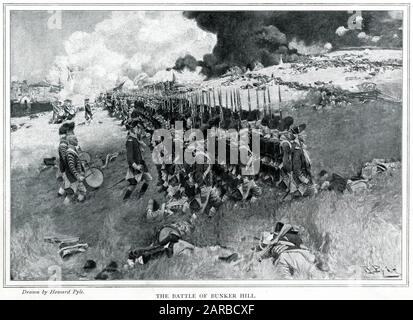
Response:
[[183, 11, 402, 77], [173, 54, 199, 71]]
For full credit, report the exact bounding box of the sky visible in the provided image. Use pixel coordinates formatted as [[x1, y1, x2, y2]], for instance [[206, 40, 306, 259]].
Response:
[[10, 10, 217, 104], [11, 10, 402, 86], [10, 10, 217, 87], [11, 10, 111, 82]]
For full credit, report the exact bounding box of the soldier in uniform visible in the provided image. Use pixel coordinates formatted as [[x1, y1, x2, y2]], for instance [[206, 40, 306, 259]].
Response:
[[51, 100, 64, 124], [127, 213, 198, 266], [64, 135, 87, 204], [84, 98, 93, 124], [123, 119, 153, 200], [57, 123, 71, 197], [227, 172, 262, 204], [290, 125, 315, 198], [146, 171, 191, 221], [63, 99, 75, 120], [254, 222, 327, 279]]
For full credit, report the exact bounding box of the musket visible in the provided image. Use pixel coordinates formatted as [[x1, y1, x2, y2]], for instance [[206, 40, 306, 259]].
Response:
[[263, 87, 268, 117], [213, 88, 216, 107], [230, 88, 234, 112], [256, 89, 262, 117], [247, 87, 251, 113], [225, 88, 229, 109], [218, 88, 224, 126], [237, 88, 242, 115], [278, 85, 283, 119]]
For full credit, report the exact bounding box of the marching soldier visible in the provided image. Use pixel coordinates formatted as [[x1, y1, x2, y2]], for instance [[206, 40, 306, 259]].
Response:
[[290, 125, 315, 198], [227, 173, 262, 203], [124, 120, 153, 200]]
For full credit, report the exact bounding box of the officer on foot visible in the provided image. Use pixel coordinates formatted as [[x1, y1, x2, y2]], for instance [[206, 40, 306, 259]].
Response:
[[84, 98, 93, 125], [123, 119, 152, 200]]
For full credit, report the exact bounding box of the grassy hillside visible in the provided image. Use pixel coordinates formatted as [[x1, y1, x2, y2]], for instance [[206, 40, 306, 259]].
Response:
[[10, 99, 402, 280]]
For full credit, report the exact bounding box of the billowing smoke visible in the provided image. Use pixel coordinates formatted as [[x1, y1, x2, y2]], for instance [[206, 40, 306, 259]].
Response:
[[173, 54, 199, 71], [184, 11, 403, 77], [47, 11, 217, 104]]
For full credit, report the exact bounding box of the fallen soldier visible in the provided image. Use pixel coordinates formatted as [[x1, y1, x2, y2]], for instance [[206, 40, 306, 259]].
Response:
[[187, 182, 223, 217], [361, 159, 401, 180], [318, 170, 369, 194], [127, 213, 198, 266], [146, 198, 188, 221], [246, 222, 328, 279]]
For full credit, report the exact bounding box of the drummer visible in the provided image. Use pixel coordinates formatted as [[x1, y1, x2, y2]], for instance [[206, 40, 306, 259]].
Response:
[[64, 135, 87, 204], [57, 123, 71, 197], [123, 119, 152, 200]]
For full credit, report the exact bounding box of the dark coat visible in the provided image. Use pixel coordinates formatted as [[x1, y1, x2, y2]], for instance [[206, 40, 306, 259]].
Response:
[[126, 135, 147, 172], [292, 146, 311, 184]]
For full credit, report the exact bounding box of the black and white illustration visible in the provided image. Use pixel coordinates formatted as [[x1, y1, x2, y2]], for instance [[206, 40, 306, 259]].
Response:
[[4, 4, 407, 284]]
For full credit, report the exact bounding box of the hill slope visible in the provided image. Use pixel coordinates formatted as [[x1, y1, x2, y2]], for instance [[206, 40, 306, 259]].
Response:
[[10, 98, 402, 280]]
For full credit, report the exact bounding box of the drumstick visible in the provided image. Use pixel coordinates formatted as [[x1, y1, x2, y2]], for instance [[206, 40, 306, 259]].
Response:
[[84, 171, 95, 179]]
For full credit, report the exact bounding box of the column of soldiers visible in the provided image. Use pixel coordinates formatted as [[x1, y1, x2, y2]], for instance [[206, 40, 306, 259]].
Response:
[[52, 89, 325, 278], [97, 91, 317, 269]]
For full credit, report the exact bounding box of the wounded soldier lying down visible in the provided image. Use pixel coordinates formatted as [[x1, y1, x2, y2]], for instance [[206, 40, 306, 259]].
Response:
[[127, 213, 198, 266], [253, 222, 328, 279]]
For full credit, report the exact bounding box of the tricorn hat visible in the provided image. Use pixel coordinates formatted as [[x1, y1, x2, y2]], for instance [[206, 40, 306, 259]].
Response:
[[58, 124, 68, 135], [291, 123, 306, 135], [279, 116, 294, 131], [66, 121, 75, 131], [274, 221, 298, 234]]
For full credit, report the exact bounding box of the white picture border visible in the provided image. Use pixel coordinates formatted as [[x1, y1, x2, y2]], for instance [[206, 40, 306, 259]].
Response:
[[0, 0, 411, 300]]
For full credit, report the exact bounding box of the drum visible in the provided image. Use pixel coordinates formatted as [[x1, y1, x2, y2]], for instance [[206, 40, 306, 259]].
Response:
[[84, 167, 104, 189], [79, 151, 91, 164], [57, 108, 65, 117]]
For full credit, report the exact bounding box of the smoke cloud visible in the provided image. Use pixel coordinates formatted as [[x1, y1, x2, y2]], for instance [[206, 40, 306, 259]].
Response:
[[47, 11, 217, 104], [173, 54, 199, 71], [184, 11, 403, 76]]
